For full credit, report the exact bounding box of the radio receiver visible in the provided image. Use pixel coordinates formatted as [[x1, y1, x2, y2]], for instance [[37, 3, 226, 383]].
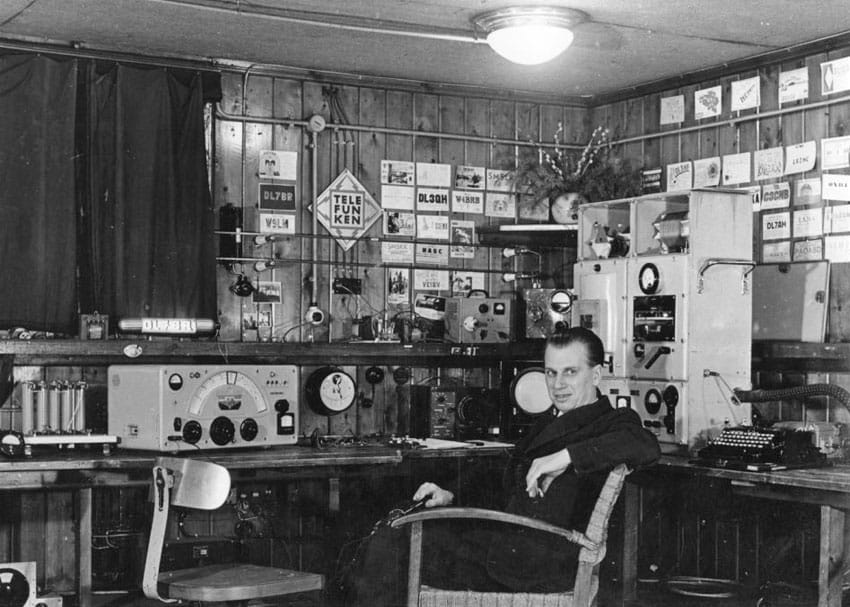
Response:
[[444, 297, 513, 343], [522, 288, 573, 339], [108, 365, 299, 451]]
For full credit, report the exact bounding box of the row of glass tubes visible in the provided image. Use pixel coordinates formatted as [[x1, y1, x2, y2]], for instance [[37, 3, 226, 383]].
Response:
[[20, 380, 88, 435]]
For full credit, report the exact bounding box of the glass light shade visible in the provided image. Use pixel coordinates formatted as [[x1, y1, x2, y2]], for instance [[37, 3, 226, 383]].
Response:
[[473, 7, 585, 66], [486, 24, 574, 65]]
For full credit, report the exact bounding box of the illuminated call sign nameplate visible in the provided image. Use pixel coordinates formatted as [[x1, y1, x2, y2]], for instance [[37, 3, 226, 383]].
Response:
[[118, 318, 217, 335]]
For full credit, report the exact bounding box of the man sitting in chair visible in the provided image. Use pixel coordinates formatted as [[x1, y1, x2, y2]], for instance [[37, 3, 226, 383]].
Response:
[[347, 327, 660, 604]]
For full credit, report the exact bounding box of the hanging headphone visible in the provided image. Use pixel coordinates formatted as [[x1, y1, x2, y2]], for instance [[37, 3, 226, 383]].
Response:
[[229, 274, 256, 297], [0, 430, 25, 458]]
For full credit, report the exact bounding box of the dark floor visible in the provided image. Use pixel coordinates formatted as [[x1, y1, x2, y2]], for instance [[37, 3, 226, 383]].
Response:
[[90, 581, 839, 606]]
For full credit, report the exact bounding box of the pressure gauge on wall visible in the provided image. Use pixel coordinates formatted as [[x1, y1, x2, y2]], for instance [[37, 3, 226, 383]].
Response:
[[638, 262, 660, 295], [305, 367, 357, 415]]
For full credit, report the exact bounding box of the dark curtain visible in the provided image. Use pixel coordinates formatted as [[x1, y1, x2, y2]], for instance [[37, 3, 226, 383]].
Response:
[[78, 63, 217, 321], [0, 55, 78, 332]]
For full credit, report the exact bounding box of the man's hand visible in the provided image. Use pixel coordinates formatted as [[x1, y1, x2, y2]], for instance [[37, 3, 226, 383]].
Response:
[[525, 448, 572, 498], [413, 482, 454, 507]]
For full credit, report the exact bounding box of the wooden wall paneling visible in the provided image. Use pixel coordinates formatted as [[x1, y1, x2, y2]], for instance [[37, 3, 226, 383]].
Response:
[[621, 97, 644, 171], [715, 75, 740, 158], [330, 87, 360, 343], [242, 74, 275, 338], [826, 63, 850, 140], [214, 81, 245, 340], [384, 90, 412, 379], [804, 53, 828, 144], [490, 99, 515, 169], [327, 85, 365, 343], [642, 94, 661, 170], [412, 91, 442, 296], [353, 87, 388, 436], [824, 49, 850, 342], [759, 66, 782, 150], [463, 97, 492, 295], [18, 492, 46, 587], [271, 78, 304, 341], [0, 493, 16, 561], [591, 102, 614, 141], [678, 84, 700, 168], [778, 59, 808, 269], [385, 90, 414, 161], [355, 87, 387, 326], [244, 73, 272, 118], [658, 89, 682, 185], [438, 95, 465, 166], [697, 77, 723, 167], [735, 74, 759, 157], [301, 82, 331, 344], [515, 102, 539, 143], [44, 491, 75, 592], [490, 99, 516, 298], [562, 105, 588, 144], [464, 97, 491, 166], [438, 95, 474, 301], [413, 92, 440, 165]]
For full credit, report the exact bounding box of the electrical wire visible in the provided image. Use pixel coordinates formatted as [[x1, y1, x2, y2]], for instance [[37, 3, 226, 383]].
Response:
[[706, 371, 743, 427], [281, 320, 315, 342]]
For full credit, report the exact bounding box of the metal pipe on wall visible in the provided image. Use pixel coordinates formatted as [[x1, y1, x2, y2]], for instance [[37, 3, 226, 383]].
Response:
[[608, 91, 850, 147], [215, 104, 585, 150]]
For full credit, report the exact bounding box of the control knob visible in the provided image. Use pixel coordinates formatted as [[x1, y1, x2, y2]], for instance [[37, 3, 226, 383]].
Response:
[[209, 416, 236, 446]]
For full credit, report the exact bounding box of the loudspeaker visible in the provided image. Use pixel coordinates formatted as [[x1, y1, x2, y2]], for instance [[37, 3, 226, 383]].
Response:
[[502, 364, 552, 440], [0, 562, 35, 607]]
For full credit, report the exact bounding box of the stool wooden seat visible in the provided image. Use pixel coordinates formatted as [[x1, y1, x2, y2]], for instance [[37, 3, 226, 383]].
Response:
[[157, 563, 323, 602], [143, 457, 324, 604]]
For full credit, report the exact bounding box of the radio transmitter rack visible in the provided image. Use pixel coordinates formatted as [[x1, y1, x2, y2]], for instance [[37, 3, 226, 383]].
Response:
[[573, 189, 753, 451]]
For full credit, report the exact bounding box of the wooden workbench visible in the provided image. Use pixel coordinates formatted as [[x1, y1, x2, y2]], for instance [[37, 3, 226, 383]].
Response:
[[0, 442, 512, 607], [622, 456, 850, 607]]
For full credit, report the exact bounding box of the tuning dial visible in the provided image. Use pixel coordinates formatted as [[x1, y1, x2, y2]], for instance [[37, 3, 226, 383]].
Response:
[[182, 420, 202, 444], [210, 416, 236, 446], [644, 389, 662, 415], [240, 418, 259, 442]]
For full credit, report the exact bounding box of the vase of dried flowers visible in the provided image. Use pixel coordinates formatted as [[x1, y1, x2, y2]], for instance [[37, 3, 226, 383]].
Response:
[[515, 124, 642, 220]]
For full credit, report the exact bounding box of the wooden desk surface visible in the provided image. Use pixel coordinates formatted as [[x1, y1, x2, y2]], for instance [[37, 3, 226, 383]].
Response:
[[646, 455, 850, 511], [0, 443, 512, 489], [654, 454, 850, 494]]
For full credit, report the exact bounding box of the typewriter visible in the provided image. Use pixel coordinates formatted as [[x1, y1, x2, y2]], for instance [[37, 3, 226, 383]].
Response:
[[693, 425, 828, 471]]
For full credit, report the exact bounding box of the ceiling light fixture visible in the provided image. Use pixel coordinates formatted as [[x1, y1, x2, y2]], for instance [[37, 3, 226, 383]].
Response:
[[472, 6, 586, 65]]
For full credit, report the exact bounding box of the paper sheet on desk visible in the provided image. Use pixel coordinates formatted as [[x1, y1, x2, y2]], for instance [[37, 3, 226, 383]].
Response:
[[419, 438, 513, 449]]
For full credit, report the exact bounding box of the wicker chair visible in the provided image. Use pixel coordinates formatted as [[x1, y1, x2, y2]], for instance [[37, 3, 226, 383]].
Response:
[[390, 463, 630, 607], [143, 457, 324, 604]]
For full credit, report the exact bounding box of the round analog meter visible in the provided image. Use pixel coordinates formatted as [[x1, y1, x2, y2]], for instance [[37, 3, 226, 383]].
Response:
[[305, 367, 357, 415], [638, 262, 660, 295], [549, 290, 572, 315]]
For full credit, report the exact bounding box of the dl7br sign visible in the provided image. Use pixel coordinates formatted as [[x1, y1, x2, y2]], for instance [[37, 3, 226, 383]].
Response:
[[315, 169, 381, 251]]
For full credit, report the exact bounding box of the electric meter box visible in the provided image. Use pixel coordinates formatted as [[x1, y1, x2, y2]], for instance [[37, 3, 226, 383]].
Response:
[[574, 189, 753, 452]]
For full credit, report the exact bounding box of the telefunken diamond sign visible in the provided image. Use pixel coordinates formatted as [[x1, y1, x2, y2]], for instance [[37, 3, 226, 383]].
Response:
[[314, 169, 381, 251]]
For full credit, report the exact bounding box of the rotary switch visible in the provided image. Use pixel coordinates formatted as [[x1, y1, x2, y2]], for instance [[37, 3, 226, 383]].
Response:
[[209, 416, 236, 446]]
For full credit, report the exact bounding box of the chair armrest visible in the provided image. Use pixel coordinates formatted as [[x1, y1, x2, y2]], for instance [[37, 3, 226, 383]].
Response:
[[390, 507, 598, 551]]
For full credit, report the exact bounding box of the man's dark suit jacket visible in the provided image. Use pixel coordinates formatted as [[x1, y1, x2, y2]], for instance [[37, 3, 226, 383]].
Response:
[[485, 393, 661, 591]]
